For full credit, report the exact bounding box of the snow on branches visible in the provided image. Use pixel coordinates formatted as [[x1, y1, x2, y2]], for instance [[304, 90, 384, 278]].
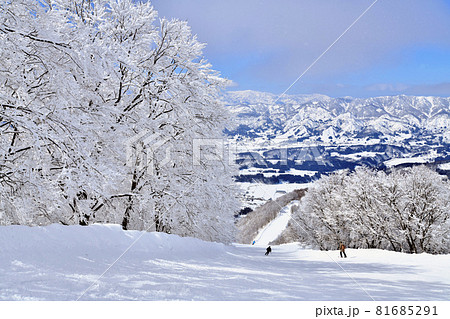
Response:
[[0, 0, 239, 242], [292, 166, 450, 254]]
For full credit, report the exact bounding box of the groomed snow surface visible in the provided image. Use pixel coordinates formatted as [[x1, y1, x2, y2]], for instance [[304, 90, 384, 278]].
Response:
[[0, 224, 449, 301]]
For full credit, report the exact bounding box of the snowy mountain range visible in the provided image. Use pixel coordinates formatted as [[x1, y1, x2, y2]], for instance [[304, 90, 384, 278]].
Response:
[[224, 91, 450, 183]]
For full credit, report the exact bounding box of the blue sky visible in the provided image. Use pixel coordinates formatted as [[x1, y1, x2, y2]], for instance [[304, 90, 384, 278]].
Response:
[[151, 0, 450, 98]]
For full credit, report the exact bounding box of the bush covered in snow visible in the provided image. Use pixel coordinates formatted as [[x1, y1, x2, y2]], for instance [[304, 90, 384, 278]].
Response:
[[291, 166, 450, 254]]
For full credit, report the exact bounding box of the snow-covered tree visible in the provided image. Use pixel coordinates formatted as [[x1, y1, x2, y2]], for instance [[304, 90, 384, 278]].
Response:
[[393, 166, 450, 253], [0, 0, 108, 225], [292, 171, 349, 250], [0, 0, 239, 242], [343, 167, 396, 250], [291, 166, 450, 254]]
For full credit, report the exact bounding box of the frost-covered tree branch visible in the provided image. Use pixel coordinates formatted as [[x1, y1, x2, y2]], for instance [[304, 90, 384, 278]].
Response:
[[291, 166, 449, 254], [0, 0, 239, 242]]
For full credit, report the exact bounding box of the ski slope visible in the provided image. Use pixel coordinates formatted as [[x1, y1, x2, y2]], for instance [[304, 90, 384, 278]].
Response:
[[0, 224, 449, 301], [252, 202, 297, 246]]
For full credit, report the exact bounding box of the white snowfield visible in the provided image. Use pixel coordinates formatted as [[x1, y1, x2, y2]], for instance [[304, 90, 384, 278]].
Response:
[[0, 224, 449, 301]]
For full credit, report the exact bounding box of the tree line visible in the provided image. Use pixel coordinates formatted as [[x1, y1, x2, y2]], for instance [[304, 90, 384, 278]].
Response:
[[291, 166, 449, 254]]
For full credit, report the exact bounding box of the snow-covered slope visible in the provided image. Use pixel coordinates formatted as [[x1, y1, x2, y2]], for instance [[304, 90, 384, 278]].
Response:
[[1, 224, 449, 301]]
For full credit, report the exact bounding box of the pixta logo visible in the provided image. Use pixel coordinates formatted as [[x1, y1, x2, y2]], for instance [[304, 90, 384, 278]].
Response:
[[125, 130, 172, 175]]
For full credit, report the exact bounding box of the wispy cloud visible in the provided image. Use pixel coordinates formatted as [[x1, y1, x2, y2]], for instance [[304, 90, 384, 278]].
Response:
[[365, 83, 410, 93]]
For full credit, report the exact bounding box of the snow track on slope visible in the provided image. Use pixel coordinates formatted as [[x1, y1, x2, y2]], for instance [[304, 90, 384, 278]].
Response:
[[253, 202, 297, 246]]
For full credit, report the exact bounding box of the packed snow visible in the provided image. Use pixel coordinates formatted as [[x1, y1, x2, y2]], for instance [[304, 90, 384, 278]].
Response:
[[1, 224, 449, 301]]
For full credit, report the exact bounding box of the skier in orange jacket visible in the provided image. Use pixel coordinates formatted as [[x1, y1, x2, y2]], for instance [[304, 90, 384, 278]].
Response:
[[339, 242, 347, 258]]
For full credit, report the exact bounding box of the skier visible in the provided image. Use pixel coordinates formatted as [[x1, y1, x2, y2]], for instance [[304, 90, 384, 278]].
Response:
[[252, 240, 256, 245], [339, 242, 347, 258], [265, 246, 272, 256]]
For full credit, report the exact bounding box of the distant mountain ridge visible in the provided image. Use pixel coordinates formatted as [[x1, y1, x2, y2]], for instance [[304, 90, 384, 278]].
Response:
[[226, 90, 449, 140], [224, 90, 450, 183]]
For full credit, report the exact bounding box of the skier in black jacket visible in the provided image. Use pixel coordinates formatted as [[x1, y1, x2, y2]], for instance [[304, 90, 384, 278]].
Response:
[[265, 246, 272, 256]]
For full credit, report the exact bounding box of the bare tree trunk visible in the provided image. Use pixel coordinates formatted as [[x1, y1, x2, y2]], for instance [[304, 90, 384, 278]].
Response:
[[122, 169, 138, 230]]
